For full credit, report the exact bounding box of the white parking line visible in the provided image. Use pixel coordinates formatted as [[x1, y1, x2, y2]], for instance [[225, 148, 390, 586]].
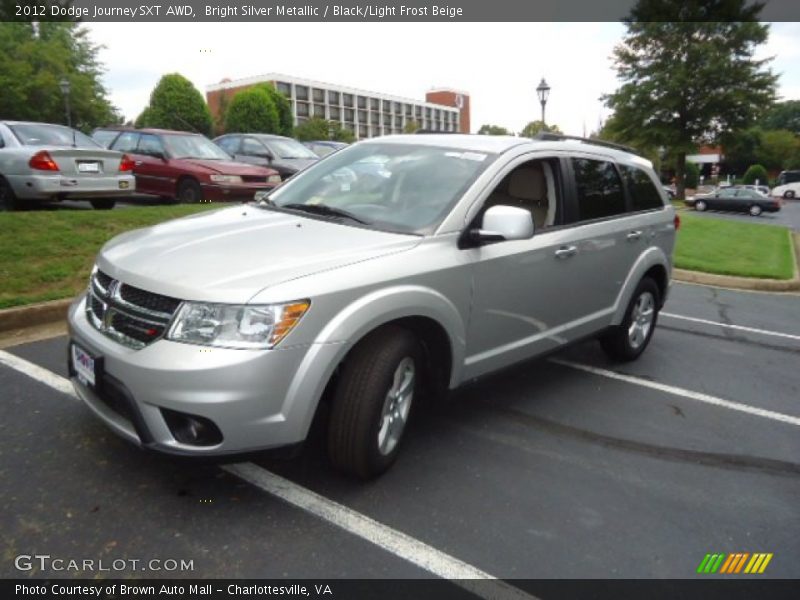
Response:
[[551, 358, 800, 428], [661, 312, 800, 342], [0, 349, 535, 600]]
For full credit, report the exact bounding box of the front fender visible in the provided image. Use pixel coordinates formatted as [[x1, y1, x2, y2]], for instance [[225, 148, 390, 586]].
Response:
[[279, 285, 467, 442], [611, 246, 671, 325]]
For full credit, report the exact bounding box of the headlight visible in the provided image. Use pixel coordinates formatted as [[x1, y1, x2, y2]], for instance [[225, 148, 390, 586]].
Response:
[[268, 174, 282, 184], [210, 175, 242, 184], [167, 300, 310, 349]]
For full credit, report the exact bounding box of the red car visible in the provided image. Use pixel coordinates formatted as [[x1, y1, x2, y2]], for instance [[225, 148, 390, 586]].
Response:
[[105, 128, 281, 203]]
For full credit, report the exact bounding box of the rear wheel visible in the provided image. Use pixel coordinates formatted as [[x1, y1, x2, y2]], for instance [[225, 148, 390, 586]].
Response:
[[0, 177, 20, 211], [176, 178, 202, 204], [328, 326, 421, 479], [90, 199, 116, 210], [749, 204, 762, 217], [695, 199, 707, 211], [600, 278, 660, 362], [784, 190, 796, 199]]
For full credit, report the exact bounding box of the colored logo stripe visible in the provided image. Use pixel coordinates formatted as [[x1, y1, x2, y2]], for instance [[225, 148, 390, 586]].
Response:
[[697, 553, 773, 574]]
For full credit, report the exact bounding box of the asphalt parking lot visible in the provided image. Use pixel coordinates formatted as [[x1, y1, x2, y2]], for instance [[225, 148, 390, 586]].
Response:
[[1, 282, 798, 587], [685, 198, 800, 231]]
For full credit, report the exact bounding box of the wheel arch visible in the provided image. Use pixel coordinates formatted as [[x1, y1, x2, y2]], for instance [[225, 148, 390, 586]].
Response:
[[612, 247, 671, 325]]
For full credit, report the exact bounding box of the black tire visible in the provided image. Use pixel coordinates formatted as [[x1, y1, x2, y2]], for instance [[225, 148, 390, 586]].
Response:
[[328, 326, 421, 479], [90, 198, 116, 210], [176, 178, 202, 204], [600, 277, 661, 362], [695, 199, 707, 212], [749, 204, 762, 217], [0, 177, 20, 211], [784, 190, 796, 199]]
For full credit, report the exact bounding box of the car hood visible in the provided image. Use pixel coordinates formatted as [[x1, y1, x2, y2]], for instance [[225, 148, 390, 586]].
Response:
[[179, 158, 272, 176], [96, 206, 419, 304], [271, 157, 317, 173]]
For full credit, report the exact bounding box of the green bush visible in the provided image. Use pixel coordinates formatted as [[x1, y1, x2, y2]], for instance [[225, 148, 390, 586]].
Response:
[[684, 161, 700, 188], [256, 84, 293, 136], [743, 164, 769, 185], [142, 73, 213, 135], [224, 87, 279, 134]]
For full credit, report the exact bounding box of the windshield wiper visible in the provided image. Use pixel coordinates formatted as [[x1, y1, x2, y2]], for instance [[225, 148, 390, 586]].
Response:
[[282, 203, 370, 225]]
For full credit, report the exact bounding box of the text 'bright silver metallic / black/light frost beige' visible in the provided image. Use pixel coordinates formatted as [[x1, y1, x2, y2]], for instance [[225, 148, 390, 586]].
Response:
[[67, 133, 677, 479]]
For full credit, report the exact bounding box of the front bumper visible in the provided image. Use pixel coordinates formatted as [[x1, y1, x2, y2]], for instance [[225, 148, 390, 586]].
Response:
[[67, 294, 342, 455], [200, 182, 277, 202], [7, 173, 136, 200]]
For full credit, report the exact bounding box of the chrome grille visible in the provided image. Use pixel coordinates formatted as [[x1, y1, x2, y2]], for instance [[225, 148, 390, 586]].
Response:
[[86, 269, 181, 349]]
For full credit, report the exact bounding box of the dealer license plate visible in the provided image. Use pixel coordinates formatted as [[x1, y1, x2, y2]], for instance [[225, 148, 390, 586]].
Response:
[[71, 344, 96, 387]]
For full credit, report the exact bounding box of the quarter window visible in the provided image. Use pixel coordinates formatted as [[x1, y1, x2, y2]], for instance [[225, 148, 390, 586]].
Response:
[[572, 158, 625, 221], [620, 165, 664, 211]]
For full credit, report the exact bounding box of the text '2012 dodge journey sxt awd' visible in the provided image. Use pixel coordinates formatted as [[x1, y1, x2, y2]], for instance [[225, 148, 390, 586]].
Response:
[[68, 133, 677, 479]]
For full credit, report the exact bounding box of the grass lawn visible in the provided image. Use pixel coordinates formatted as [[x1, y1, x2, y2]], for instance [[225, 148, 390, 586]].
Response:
[[0, 204, 221, 309], [675, 214, 796, 280]]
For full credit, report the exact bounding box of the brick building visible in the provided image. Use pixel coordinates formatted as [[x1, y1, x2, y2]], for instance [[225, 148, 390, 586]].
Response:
[[206, 73, 471, 139]]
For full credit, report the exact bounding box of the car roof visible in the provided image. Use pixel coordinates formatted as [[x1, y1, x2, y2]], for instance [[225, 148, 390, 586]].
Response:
[[363, 134, 651, 166], [137, 128, 202, 136]]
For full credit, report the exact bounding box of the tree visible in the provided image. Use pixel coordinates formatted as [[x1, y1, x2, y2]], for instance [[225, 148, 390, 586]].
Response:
[[684, 161, 700, 188], [141, 73, 213, 135], [403, 120, 421, 134], [757, 130, 800, 171], [293, 117, 355, 143], [478, 124, 511, 135], [743, 164, 769, 185], [519, 120, 562, 138], [256, 84, 293, 136], [329, 122, 356, 143], [224, 87, 279, 134], [760, 100, 800, 134], [604, 0, 776, 199], [0, 21, 121, 129]]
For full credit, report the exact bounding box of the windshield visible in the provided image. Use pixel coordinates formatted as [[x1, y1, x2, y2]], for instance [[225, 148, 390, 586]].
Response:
[[10, 123, 100, 149], [262, 137, 318, 159], [163, 134, 231, 160], [266, 143, 495, 234]]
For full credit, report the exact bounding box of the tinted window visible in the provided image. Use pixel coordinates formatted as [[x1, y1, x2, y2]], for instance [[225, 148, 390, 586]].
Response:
[[216, 136, 240, 154], [242, 138, 266, 156], [138, 134, 165, 156], [620, 165, 663, 211], [572, 159, 625, 221], [111, 132, 140, 153]]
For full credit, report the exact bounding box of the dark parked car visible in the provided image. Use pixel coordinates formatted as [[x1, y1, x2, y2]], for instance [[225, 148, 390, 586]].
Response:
[[214, 134, 319, 181], [107, 129, 281, 203], [685, 187, 781, 216], [303, 140, 348, 157]]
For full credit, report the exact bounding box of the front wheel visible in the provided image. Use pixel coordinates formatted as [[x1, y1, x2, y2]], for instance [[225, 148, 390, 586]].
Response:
[[600, 278, 660, 362], [749, 204, 762, 217], [176, 178, 202, 204], [328, 326, 421, 479]]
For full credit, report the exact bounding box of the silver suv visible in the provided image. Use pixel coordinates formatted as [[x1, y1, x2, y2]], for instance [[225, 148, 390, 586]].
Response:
[[67, 134, 676, 478]]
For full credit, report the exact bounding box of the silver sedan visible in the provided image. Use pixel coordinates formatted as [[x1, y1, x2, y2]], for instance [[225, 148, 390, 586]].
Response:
[[0, 121, 136, 210]]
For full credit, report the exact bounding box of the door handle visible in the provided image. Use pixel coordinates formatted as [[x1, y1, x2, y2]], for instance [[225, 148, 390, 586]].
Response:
[[554, 245, 578, 259], [626, 230, 643, 241]]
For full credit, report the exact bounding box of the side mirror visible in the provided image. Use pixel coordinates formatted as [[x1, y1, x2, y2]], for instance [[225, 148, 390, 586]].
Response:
[[461, 205, 535, 248]]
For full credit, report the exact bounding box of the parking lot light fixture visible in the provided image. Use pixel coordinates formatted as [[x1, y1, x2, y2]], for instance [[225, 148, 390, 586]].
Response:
[[536, 78, 550, 126], [59, 78, 72, 128]]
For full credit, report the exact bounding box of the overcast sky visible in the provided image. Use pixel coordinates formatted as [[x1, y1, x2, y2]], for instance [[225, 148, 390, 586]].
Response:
[[85, 22, 800, 135]]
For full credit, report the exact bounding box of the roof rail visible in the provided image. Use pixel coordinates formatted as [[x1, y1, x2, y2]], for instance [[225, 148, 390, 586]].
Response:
[[533, 132, 642, 156]]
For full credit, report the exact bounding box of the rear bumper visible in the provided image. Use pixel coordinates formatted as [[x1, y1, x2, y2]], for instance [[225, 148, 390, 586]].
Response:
[[6, 173, 136, 200]]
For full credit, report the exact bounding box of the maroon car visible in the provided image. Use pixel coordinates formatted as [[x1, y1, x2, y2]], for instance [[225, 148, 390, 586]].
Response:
[[106, 128, 281, 203]]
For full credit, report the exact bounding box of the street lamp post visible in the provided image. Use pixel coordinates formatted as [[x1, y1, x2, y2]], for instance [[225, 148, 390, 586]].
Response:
[[59, 78, 71, 128], [536, 78, 551, 127]]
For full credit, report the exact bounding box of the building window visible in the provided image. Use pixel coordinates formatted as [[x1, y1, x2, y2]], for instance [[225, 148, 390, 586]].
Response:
[[357, 96, 367, 109], [370, 112, 379, 125], [405, 104, 412, 116], [296, 102, 309, 117], [329, 106, 341, 120], [343, 93, 354, 106], [415, 106, 422, 117], [382, 99, 391, 112], [358, 110, 367, 123], [328, 90, 340, 104], [370, 98, 379, 110], [393, 102, 401, 112], [295, 85, 309, 100], [394, 115, 402, 127], [312, 88, 324, 103], [313, 104, 325, 117], [276, 82, 291, 95], [344, 108, 354, 122]]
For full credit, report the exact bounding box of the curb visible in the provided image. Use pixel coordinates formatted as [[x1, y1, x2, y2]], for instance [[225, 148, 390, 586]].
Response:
[[672, 269, 800, 292], [0, 298, 73, 334]]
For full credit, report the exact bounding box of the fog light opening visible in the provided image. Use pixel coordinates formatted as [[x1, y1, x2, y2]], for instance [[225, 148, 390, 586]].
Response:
[[162, 409, 223, 447]]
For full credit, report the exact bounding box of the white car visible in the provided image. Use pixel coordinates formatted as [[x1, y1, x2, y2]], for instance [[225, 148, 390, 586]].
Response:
[[771, 182, 800, 199]]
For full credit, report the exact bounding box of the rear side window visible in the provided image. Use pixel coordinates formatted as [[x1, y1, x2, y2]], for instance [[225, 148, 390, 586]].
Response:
[[216, 136, 239, 155], [572, 158, 625, 221], [138, 134, 165, 156], [620, 165, 664, 211], [112, 132, 139, 153]]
